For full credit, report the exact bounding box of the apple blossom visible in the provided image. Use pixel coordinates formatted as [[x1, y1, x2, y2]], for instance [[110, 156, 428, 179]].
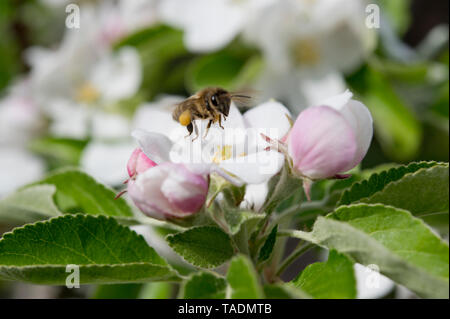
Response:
[[244, 0, 377, 110], [127, 162, 209, 220], [131, 97, 290, 186], [158, 0, 275, 52], [280, 91, 373, 198]]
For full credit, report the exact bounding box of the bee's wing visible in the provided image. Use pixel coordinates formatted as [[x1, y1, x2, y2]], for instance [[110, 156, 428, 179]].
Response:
[[230, 89, 260, 109]]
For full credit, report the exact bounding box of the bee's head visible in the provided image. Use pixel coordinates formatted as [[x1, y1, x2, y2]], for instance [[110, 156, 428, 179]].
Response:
[[207, 88, 231, 117]]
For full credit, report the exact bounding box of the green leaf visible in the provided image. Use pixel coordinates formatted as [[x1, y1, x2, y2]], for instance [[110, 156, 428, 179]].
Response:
[[224, 209, 264, 236], [263, 284, 311, 299], [261, 162, 303, 215], [292, 250, 356, 299], [288, 204, 449, 298], [31, 168, 133, 218], [139, 282, 173, 299], [207, 176, 246, 209], [0, 214, 180, 284], [93, 283, 142, 299], [181, 272, 227, 299], [339, 161, 438, 206], [258, 225, 278, 263], [350, 66, 422, 161], [0, 185, 61, 225], [360, 164, 449, 221], [166, 226, 234, 268], [226, 255, 263, 299]]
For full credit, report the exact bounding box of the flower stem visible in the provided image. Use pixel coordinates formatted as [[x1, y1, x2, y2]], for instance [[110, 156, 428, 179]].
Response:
[[276, 242, 314, 277], [234, 223, 250, 255]]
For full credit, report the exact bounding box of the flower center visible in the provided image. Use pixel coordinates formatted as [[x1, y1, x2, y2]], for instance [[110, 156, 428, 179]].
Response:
[[292, 38, 320, 66], [76, 82, 100, 103], [212, 145, 233, 163]]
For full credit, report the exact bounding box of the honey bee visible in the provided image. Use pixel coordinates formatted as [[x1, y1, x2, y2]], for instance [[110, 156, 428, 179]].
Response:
[[172, 87, 254, 139]]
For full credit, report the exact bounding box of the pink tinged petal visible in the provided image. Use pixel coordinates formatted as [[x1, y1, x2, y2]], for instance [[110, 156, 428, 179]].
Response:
[[127, 148, 157, 178], [319, 91, 373, 171], [288, 105, 357, 180], [161, 164, 208, 214], [127, 168, 174, 220], [132, 129, 173, 164], [335, 99, 373, 171], [128, 163, 208, 220]]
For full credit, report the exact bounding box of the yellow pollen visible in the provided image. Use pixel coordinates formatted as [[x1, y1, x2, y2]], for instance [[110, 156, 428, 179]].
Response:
[[212, 145, 233, 163], [292, 38, 320, 66], [179, 110, 191, 126], [76, 83, 100, 103]]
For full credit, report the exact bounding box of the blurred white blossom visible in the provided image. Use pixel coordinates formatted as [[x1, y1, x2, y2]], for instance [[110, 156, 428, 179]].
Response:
[[158, 0, 275, 52], [244, 0, 377, 111]]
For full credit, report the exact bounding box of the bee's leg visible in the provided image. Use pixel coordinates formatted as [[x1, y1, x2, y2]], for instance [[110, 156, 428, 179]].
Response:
[[218, 115, 224, 129], [192, 121, 200, 141], [203, 120, 213, 138], [185, 122, 193, 138]]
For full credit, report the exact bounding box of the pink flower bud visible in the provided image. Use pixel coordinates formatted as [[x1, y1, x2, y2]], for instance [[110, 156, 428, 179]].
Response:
[[288, 92, 373, 180], [127, 148, 157, 178], [127, 163, 209, 220]]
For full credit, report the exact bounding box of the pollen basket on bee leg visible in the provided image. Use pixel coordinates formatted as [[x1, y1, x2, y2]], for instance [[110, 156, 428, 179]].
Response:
[[179, 110, 192, 126]]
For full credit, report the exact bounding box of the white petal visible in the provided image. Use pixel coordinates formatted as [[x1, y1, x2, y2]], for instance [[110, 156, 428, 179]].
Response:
[[80, 141, 135, 186], [159, 0, 245, 52], [318, 89, 353, 110], [132, 102, 181, 141], [0, 148, 45, 196], [241, 182, 268, 211], [91, 111, 131, 140], [243, 100, 292, 150], [354, 264, 395, 299], [323, 93, 373, 171], [132, 129, 173, 164], [298, 72, 347, 107], [45, 99, 90, 139], [0, 92, 41, 146], [243, 100, 292, 136], [90, 47, 142, 101], [219, 150, 284, 184]]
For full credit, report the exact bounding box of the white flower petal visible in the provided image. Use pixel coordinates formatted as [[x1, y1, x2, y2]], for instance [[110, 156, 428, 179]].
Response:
[[80, 141, 135, 186], [159, 0, 245, 52], [243, 100, 292, 136], [90, 47, 142, 101], [241, 182, 268, 211], [132, 129, 173, 164], [322, 91, 373, 171], [298, 72, 347, 107], [354, 263, 395, 299], [318, 89, 353, 110], [219, 150, 284, 184], [336, 99, 373, 170], [0, 148, 45, 196], [91, 111, 131, 140], [132, 104, 181, 141], [45, 99, 90, 139]]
